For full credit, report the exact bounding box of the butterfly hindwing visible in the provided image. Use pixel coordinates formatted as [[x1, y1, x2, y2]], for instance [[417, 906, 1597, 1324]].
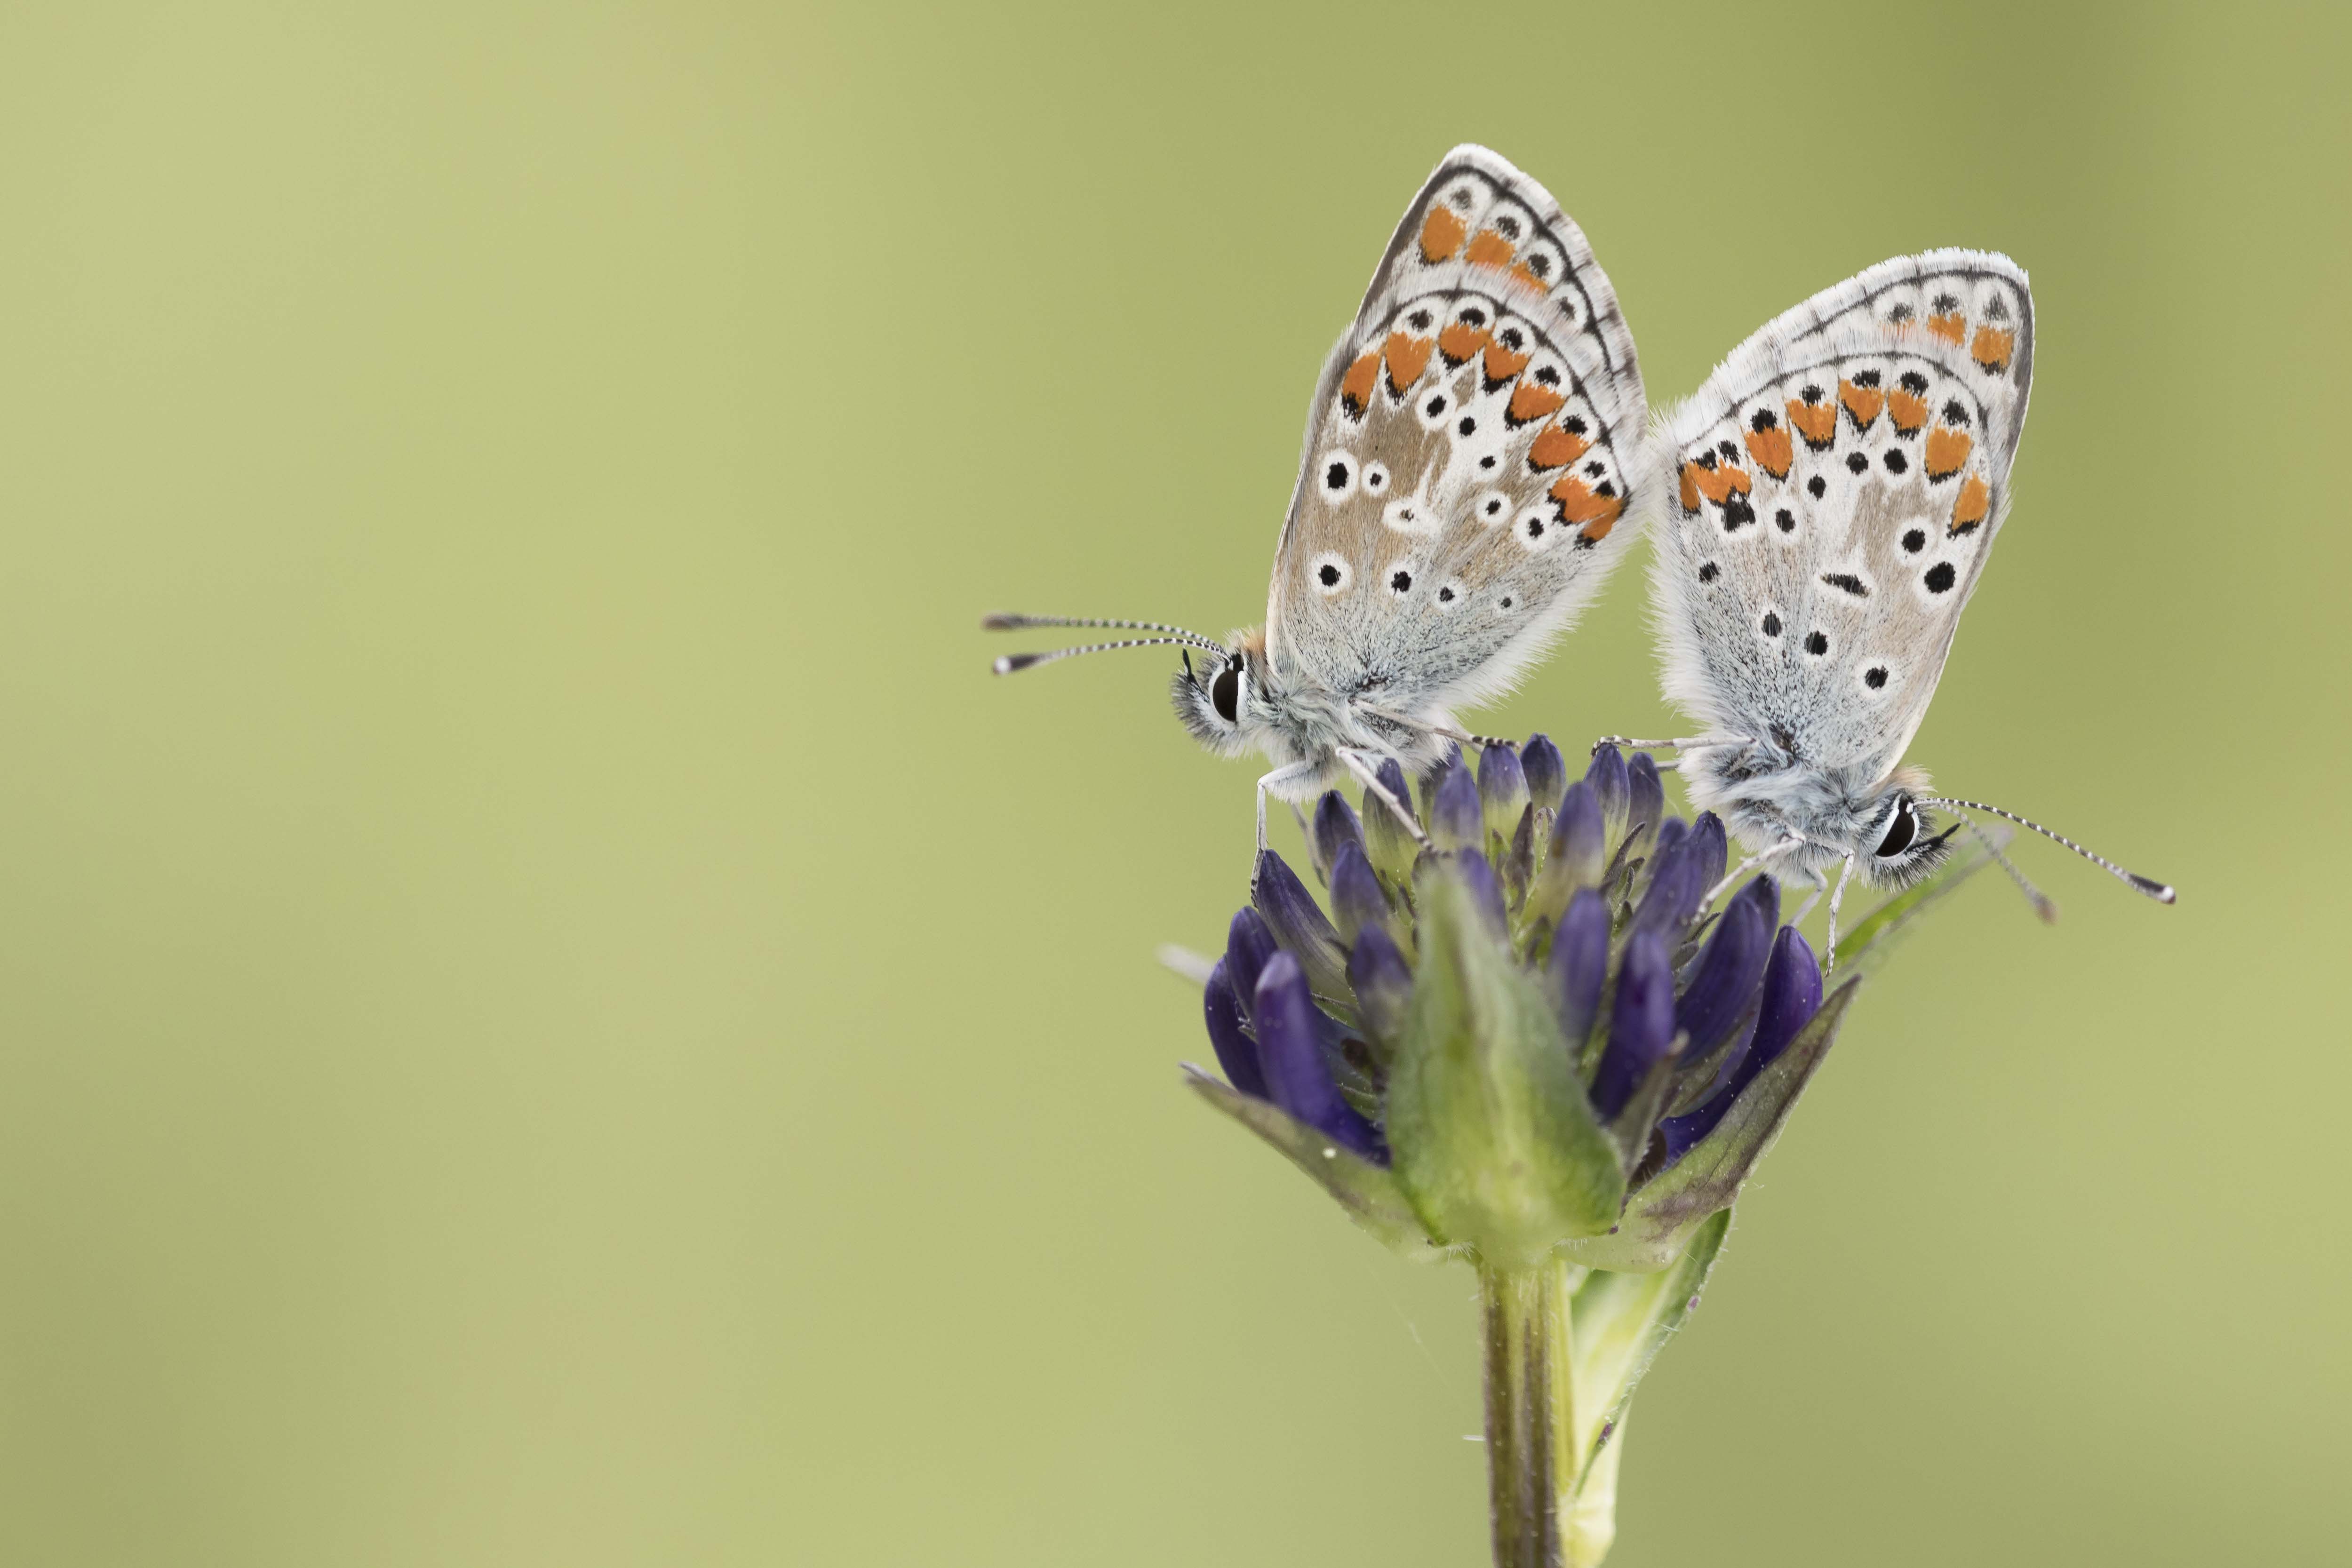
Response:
[[1267, 146, 1648, 714], [1653, 252, 2033, 779]]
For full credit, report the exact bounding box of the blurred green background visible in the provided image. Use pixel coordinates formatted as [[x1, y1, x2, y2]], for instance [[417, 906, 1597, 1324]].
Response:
[[0, 2, 2344, 1563]]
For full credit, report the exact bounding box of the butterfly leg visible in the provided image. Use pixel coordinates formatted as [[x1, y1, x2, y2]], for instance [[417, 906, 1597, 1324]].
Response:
[[1821, 854, 1858, 977], [1593, 734, 1751, 753], [1255, 762, 1323, 852], [1335, 748, 1432, 851], [1786, 866, 1830, 927], [1703, 836, 1810, 907]]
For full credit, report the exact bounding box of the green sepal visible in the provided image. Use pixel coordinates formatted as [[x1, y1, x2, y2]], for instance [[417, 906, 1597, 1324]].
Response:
[[1559, 979, 1858, 1271], [1182, 1066, 1443, 1261], [1565, 1209, 1732, 1512], [1384, 872, 1626, 1268]]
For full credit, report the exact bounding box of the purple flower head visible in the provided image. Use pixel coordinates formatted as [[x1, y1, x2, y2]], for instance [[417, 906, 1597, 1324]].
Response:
[[1181, 732, 1961, 1281]]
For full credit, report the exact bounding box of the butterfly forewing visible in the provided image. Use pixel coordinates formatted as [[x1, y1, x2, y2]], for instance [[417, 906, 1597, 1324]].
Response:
[[1653, 251, 2033, 778], [1267, 146, 1649, 714]]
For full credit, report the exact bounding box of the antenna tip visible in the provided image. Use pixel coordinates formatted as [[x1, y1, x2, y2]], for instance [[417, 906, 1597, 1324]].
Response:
[[2132, 875, 2177, 904], [993, 652, 1041, 675], [2033, 894, 2061, 926], [981, 613, 1023, 631]]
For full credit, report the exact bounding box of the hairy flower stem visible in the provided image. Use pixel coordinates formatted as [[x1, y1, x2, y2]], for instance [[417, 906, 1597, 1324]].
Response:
[[1481, 1259, 1584, 1568]]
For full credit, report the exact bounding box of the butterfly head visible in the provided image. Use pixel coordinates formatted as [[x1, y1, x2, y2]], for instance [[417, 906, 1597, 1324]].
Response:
[[1173, 630, 1272, 758], [1854, 786, 1959, 890]]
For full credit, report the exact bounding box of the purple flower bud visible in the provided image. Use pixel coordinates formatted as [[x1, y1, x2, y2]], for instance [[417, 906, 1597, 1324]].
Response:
[[1687, 813, 1729, 904], [1329, 841, 1391, 943], [1547, 886, 1611, 1050], [1591, 930, 1674, 1119], [1419, 741, 1465, 819], [1629, 828, 1702, 940], [1202, 958, 1267, 1099], [1625, 751, 1666, 853], [1347, 923, 1413, 1047], [1312, 790, 1364, 882], [1255, 952, 1386, 1162], [1363, 756, 1420, 880], [1736, 872, 1781, 934], [1225, 907, 1279, 1025], [1253, 850, 1347, 1002], [1673, 891, 1770, 1059], [1745, 924, 1823, 1078], [1547, 780, 1605, 891], [1451, 849, 1508, 931], [1478, 743, 1530, 841], [1521, 733, 1567, 813], [1431, 759, 1484, 851], [1659, 925, 1822, 1156], [1585, 743, 1630, 831]]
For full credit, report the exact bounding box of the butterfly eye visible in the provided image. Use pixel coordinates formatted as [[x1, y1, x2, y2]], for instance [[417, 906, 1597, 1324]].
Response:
[[1874, 797, 1918, 859], [1210, 661, 1241, 724]]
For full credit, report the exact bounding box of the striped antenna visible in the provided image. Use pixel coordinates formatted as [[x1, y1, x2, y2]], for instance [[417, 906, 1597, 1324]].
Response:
[[1916, 796, 2176, 904], [982, 613, 1226, 676]]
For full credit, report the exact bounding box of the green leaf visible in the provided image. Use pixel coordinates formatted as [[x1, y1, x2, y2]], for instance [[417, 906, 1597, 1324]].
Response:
[[1566, 1210, 1731, 1507], [1559, 980, 1858, 1272], [1181, 1067, 1442, 1260], [1383, 872, 1626, 1268]]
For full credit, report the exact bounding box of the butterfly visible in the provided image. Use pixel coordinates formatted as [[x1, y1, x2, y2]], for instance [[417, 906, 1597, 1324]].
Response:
[[987, 145, 1650, 846], [1627, 250, 2173, 960]]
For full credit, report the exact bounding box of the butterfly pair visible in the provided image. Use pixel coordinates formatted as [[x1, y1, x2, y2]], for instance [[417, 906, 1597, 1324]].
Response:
[[989, 145, 2171, 959]]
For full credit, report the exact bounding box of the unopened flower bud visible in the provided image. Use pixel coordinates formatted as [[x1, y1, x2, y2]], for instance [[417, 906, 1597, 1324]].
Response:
[[1478, 743, 1530, 842], [1521, 733, 1567, 814]]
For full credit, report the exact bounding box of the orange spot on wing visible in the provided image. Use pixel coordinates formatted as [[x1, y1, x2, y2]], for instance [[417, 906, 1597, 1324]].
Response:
[[1971, 326, 2015, 372], [1888, 389, 1929, 434], [1551, 477, 1622, 539], [1786, 398, 1838, 450], [1925, 311, 1966, 344], [1508, 262, 1548, 292], [1437, 322, 1492, 365], [1950, 474, 1991, 535], [1419, 204, 1467, 264], [1463, 227, 1516, 267], [1527, 422, 1590, 471], [1924, 426, 1974, 481], [1339, 352, 1379, 418], [1677, 462, 1701, 512], [1839, 380, 1884, 431], [1744, 425, 1794, 479], [1507, 381, 1567, 425], [1382, 332, 1434, 395], [1482, 342, 1532, 386], [1690, 461, 1752, 505]]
